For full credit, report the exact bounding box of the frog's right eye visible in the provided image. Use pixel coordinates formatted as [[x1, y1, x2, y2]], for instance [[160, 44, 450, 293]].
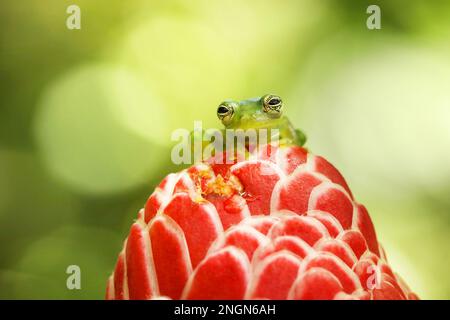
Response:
[[262, 94, 283, 118], [217, 102, 235, 125]]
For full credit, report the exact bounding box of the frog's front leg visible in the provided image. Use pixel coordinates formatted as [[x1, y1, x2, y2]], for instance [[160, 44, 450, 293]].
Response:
[[294, 129, 307, 147], [274, 124, 307, 147]]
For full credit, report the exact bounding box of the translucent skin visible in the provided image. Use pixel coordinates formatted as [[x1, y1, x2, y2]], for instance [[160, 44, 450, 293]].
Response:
[[218, 96, 306, 147], [189, 95, 306, 149]]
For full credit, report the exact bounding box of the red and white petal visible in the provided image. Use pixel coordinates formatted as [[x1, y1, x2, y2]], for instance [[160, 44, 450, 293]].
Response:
[[137, 208, 145, 221], [289, 267, 343, 300], [255, 143, 281, 163], [353, 204, 380, 255], [209, 225, 268, 260], [253, 236, 312, 262], [268, 215, 330, 246], [338, 230, 368, 259], [173, 171, 198, 195], [308, 182, 354, 230], [359, 251, 380, 264], [258, 144, 308, 175], [378, 262, 396, 280], [301, 252, 362, 294], [149, 215, 192, 299], [205, 150, 242, 178], [113, 250, 127, 300], [231, 160, 284, 215], [271, 170, 323, 215], [247, 252, 301, 300], [310, 155, 353, 199], [241, 215, 280, 235], [144, 191, 164, 223], [372, 279, 406, 300], [279, 146, 308, 175], [144, 173, 180, 223], [353, 258, 378, 290], [163, 193, 223, 268], [182, 247, 250, 299], [157, 172, 180, 192], [380, 273, 407, 299], [306, 210, 343, 238], [314, 238, 358, 268], [126, 222, 158, 299], [205, 194, 250, 230], [105, 275, 115, 300]]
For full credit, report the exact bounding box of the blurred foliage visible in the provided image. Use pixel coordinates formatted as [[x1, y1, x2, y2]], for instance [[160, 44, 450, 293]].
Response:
[[0, 0, 449, 299]]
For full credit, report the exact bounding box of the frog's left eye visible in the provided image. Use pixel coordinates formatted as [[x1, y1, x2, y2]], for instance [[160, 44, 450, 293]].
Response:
[[217, 102, 235, 125], [262, 94, 283, 118]]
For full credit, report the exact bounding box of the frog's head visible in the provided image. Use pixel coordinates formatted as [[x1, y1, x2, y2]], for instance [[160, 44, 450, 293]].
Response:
[[216, 94, 284, 129]]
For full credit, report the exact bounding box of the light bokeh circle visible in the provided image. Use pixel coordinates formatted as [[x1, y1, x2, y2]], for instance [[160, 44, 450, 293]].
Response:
[[34, 64, 169, 195], [290, 43, 450, 197]]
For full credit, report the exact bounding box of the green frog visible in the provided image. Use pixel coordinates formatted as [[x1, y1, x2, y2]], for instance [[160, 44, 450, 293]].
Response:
[[215, 94, 306, 147], [188, 94, 306, 163]]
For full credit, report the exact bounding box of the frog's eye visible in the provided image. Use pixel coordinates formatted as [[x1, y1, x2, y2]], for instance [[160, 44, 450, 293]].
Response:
[[217, 102, 235, 125], [262, 94, 283, 118]]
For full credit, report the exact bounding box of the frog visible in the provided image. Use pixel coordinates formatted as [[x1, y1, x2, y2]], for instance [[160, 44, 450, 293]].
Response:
[[215, 94, 306, 147], [187, 94, 306, 164]]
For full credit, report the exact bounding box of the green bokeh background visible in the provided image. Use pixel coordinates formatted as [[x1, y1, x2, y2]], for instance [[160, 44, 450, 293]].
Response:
[[1, 0, 449, 299]]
